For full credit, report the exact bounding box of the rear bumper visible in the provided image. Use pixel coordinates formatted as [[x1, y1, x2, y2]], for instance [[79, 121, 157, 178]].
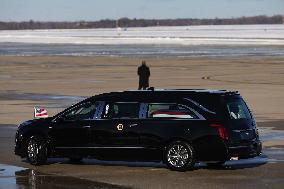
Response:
[[228, 140, 262, 159]]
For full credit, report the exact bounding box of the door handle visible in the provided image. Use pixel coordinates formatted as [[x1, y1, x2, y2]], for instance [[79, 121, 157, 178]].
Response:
[[83, 125, 91, 128], [129, 123, 138, 128]]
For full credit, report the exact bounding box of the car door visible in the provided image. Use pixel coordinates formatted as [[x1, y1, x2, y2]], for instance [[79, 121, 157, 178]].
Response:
[[49, 100, 98, 154], [139, 102, 230, 161], [138, 103, 207, 149], [89, 102, 141, 157]]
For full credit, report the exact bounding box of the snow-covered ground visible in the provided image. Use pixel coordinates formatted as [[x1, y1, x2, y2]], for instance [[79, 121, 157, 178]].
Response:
[[0, 25, 284, 45]]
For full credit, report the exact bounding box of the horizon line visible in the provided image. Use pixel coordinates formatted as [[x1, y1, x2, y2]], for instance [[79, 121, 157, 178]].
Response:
[[1, 14, 283, 23]]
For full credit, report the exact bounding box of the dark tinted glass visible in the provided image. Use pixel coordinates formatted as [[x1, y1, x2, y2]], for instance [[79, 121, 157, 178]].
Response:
[[148, 103, 199, 119], [226, 98, 251, 120], [64, 101, 97, 120], [104, 103, 140, 119]]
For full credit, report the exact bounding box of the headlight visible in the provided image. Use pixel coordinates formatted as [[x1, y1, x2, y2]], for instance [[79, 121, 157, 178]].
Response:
[[15, 130, 19, 143], [15, 130, 23, 143]]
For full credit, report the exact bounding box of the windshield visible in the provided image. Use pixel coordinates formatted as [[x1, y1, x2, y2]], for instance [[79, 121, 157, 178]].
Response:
[[226, 98, 251, 120]]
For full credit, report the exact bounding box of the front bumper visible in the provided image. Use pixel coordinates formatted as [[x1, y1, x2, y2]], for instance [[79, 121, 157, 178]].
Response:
[[228, 140, 262, 159], [14, 144, 24, 157], [14, 130, 26, 157]]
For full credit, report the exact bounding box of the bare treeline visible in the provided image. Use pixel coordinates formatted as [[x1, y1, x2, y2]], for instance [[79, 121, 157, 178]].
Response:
[[0, 15, 282, 30]]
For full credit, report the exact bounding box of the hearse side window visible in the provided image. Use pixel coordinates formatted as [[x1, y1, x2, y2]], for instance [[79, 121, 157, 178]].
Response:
[[147, 103, 199, 119], [103, 102, 140, 119], [64, 101, 97, 120]]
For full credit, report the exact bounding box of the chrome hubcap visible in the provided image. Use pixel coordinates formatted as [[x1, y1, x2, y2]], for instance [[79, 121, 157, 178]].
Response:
[[167, 144, 190, 168], [27, 139, 40, 161]]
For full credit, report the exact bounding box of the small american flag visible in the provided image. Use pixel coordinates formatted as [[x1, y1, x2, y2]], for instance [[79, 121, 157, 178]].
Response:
[[34, 107, 48, 118]]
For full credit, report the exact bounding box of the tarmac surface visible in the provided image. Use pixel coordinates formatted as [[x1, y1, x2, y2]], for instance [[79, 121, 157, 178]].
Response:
[[0, 55, 284, 188], [0, 122, 284, 189], [0, 164, 130, 189]]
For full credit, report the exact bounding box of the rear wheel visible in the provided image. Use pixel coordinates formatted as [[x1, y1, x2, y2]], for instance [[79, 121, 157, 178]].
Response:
[[26, 136, 48, 165], [164, 141, 195, 171]]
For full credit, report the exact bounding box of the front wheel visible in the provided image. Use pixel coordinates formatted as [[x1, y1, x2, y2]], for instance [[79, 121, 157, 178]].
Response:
[[164, 141, 195, 171], [26, 136, 48, 165]]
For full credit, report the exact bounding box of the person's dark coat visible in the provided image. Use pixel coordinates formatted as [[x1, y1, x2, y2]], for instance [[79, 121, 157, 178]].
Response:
[[137, 64, 150, 90]]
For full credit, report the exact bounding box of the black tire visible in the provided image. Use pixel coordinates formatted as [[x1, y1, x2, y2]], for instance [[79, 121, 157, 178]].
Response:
[[26, 136, 48, 165], [164, 141, 195, 171]]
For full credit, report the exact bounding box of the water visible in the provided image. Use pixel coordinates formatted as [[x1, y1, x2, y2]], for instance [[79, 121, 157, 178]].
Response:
[[1, 25, 284, 58], [1, 43, 284, 58], [1, 25, 284, 45]]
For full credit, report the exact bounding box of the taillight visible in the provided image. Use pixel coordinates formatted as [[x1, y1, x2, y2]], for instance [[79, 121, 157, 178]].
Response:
[[209, 123, 229, 140]]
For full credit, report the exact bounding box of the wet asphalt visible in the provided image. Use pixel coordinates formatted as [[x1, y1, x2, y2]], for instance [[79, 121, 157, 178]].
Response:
[[0, 122, 284, 189], [0, 164, 130, 189]]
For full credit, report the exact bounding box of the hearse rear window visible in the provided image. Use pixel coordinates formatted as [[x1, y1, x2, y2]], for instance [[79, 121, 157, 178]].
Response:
[[148, 104, 199, 119], [226, 98, 251, 120]]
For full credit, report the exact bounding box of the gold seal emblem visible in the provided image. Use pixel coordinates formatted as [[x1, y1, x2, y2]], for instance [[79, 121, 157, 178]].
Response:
[[117, 124, 124, 131]]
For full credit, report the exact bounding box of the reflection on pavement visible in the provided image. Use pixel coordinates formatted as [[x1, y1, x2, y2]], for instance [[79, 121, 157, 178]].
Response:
[[0, 164, 129, 189]]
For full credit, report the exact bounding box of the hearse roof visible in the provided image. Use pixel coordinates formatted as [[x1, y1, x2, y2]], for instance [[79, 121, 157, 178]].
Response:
[[92, 89, 239, 101]]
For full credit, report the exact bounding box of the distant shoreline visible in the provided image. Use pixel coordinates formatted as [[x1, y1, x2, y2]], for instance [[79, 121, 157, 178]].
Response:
[[1, 15, 283, 30]]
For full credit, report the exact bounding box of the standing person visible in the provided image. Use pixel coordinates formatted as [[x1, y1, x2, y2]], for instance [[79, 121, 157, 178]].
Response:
[[137, 60, 150, 90]]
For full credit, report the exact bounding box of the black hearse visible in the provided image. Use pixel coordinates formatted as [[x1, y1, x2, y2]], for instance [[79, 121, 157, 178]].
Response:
[[15, 89, 262, 171]]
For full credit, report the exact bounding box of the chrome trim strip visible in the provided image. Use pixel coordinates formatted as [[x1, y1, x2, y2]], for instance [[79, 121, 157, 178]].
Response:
[[180, 104, 206, 120], [129, 123, 138, 127], [184, 98, 216, 114], [56, 146, 148, 149], [229, 146, 251, 149], [232, 129, 253, 132]]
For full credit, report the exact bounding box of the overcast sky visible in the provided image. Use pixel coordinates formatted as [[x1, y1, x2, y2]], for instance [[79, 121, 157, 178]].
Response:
[[1, 0, 284, 21]]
